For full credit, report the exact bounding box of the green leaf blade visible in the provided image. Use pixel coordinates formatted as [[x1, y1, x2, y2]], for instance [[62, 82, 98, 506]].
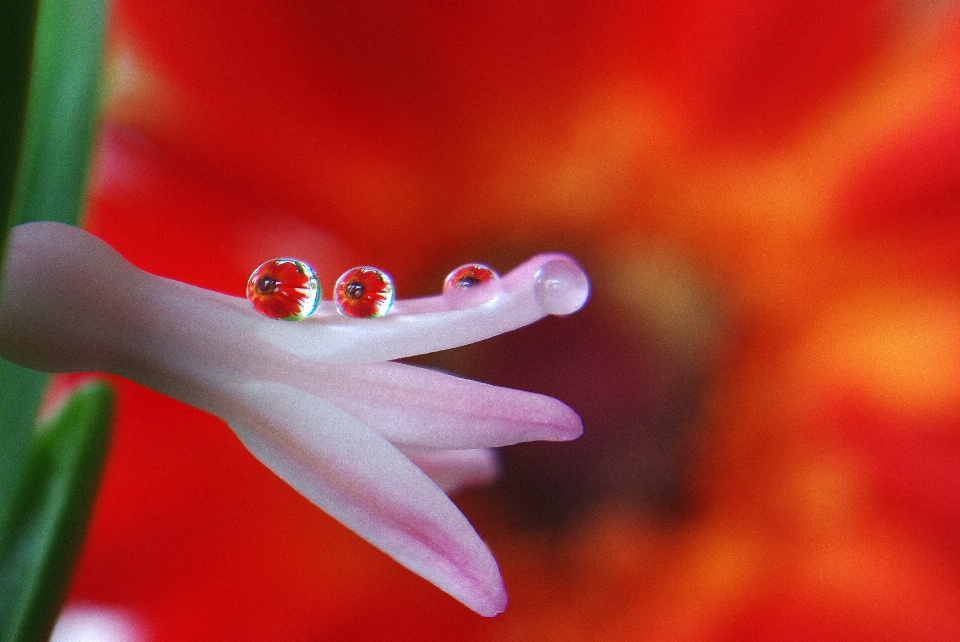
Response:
[[0, 0, 112, 634], [9, 0, 107, 230], [0, 381, 114, 642], [0, 0, 40, 263], [0, 0, 109, 571], [0, 363, 49, 535]]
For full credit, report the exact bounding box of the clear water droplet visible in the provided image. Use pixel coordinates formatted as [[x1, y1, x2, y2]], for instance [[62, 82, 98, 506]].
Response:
[[534, 259, 590, 315], [246, 258, 321, 320], [335, 266, 395, 318]]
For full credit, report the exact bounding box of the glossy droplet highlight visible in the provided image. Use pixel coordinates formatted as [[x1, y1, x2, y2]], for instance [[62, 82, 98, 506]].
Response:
[[443, 263, 500, 294], [247, 258, 321, 320], [335, 267, 395, 318], [534, 259, 590, 315]]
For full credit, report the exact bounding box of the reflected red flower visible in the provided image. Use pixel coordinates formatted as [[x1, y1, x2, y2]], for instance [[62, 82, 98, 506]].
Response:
[[334, 266, 395, 318], [246, 258, 321, 320]]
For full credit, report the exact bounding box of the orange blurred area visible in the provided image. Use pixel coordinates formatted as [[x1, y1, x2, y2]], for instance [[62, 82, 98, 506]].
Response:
[[66, 0, 960, 639]]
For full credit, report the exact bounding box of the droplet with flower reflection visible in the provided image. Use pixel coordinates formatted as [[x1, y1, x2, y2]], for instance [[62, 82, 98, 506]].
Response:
[[443, 263, 500, 294], [246, 258, 321, 320], [335, 266, 395, 318]]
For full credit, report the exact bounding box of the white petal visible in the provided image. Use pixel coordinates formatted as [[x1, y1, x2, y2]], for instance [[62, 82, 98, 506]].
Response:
[[51, 605, 146, 642], [225, 381, 508, 616], [299, 361, 582, 449], [0, 222, 589, 617], [404, 448, 499, 494]]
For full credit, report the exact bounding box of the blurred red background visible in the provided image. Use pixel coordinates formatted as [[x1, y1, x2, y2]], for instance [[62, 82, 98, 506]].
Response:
[[63, 0, 960, 639]]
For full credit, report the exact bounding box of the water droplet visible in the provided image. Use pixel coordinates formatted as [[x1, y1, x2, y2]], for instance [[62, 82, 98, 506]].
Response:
[[440, 262, 502, 309], [534, 259, 590, 315], [335, 266, 395, 318], [247, 258, 321, 320], [443, 263, 500, 294]]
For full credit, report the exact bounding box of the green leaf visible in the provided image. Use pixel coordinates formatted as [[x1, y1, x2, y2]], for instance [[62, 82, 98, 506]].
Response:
[[0, 0, 112, 637], [0, 381, 114, 642], [0, 364, 49, 537], [0, 0, 40, 263], [0, 0, 109, 554], [8, 0, 106, 231]]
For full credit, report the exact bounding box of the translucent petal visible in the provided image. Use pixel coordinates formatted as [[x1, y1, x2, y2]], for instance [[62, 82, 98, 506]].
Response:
[[403, 448, 499, 494], [298, 361, 583, 449], [225, 381, 507, 616], [0, 222, 587, 616]]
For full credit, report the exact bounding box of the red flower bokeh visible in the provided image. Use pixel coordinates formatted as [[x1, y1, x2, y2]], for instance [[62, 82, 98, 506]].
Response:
[[64, 0, 960, 639]]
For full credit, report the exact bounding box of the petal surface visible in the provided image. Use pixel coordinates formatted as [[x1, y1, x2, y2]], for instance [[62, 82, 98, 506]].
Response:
[[295, 361, 583, 449], [0, 223, 583, 448], [403, 448, 499, 494], [224, 381, 507, 616], [0, 222, 585, 617]]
